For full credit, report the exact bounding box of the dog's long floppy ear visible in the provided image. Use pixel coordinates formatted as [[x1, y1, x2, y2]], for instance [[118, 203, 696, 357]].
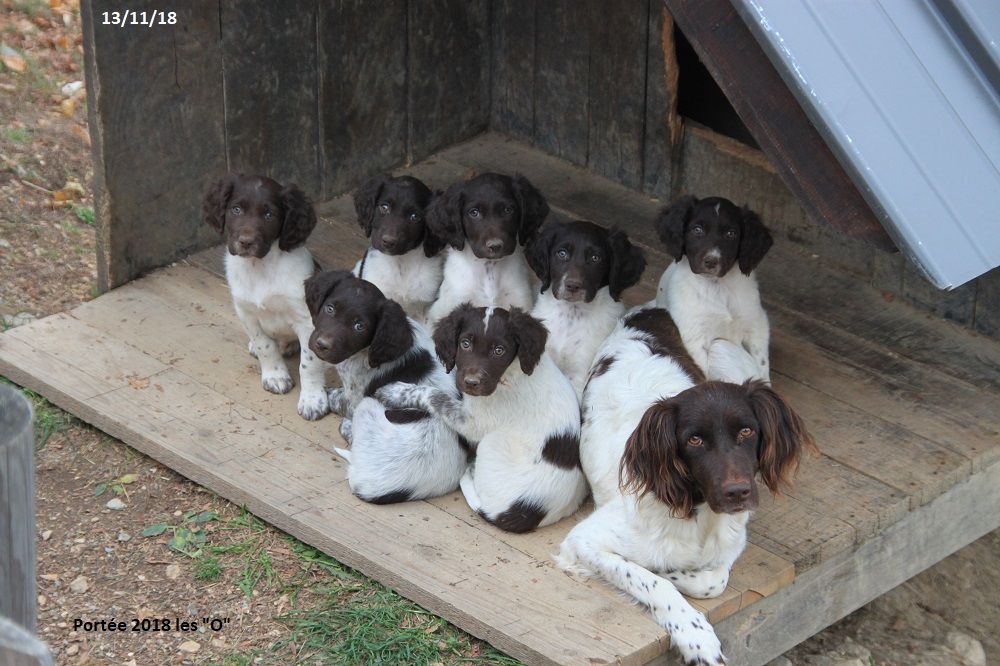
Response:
[[745, 380, 816, 494], [619, 399, 697, 518], [607, 228, 646, 301], [654, 195, 697, 261], [433, 303, 475, 372], [426, 182, 466, 250], [353, 175, 389, 238], [422, 190, 449, 257], [202, 174, 237, 235], [303, 269, 352, 317], [279, 184, 318, 251], [525, 223, 557, 293], [508, 308, 548, 375], [368, 299, 414, 368], [511, 175, 550, 245], [738, 207, 773, 275]]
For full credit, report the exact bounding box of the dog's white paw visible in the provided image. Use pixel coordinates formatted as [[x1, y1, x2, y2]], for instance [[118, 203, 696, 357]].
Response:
[[298, 390, 330, 421], [262, 374, 294, 395], [655, 607, 725, 665], [339, 419, 353, 444], [327, 387, 347, 414]]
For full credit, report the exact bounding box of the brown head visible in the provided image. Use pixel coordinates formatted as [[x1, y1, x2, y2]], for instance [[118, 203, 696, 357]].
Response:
[[353, 174, 445, 257]]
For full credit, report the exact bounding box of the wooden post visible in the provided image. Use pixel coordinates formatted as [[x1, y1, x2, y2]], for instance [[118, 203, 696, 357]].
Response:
[[0, 385, 35, 630], [0, 617, 52, 666]]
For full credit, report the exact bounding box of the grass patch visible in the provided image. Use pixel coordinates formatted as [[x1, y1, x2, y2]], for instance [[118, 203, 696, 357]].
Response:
[[194, 555, 222, 581], [3, 127, 32, 145], [71, 204, 95, 226]]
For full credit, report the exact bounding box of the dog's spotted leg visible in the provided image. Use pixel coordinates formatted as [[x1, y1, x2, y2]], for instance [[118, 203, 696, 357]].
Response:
[[294, 320, 330, 421], [236, 306, 294, 395], [664, 565, 731, 600], [375, 383, 467, 428]]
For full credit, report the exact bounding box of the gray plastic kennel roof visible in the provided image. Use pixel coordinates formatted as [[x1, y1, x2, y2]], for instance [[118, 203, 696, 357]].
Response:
[[733, 0, 1000, 290]]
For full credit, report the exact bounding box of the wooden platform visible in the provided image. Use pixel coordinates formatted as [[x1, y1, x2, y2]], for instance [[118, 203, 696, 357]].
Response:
[[3, 134, 999, 665]]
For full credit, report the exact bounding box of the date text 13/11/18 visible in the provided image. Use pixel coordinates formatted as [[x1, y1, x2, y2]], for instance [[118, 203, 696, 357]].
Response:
[[101, 10, 177, 27]]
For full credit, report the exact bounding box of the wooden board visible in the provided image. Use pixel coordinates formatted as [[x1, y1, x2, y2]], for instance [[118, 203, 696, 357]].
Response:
[[221, 0, 321, 197], [490, 0, 537, 143], [81, 0, 226, 290]]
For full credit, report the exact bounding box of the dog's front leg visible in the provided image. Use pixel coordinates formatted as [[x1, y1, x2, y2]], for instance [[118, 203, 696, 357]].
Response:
[[744, 316, 771, 383], [375, 383, 467, 430], [293, 319, 330, 420], [235, 305, 293, 395], [663, 565, 731, 600]]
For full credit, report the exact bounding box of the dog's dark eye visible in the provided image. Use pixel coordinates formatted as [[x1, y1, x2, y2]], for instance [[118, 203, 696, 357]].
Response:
[[230, 205, 242, 215], [687, 435, 703, 447], [324, 303, 334, 315], [467, 207, 481, 219], [691, 225, 704, 236], [408, 212, 422, 222], [589, 253, 602, 263], [460, 338, 472, 350], [263, 210, 274, 220], [502, 205, 514, 215], [492, 345, 505, 356], [738, 427, 754, 440], [725, 229, 737, 239], [378, 203, 390, 214], [353, 320, 366, 332], [556, 248, 569, 261]]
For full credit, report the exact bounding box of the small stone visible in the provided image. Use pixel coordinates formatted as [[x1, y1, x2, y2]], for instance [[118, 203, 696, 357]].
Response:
[[0, 239, 10, 249], [947, 631, 986, 666], [37, 594, 46, 606], [165, 564, 181, 580], [41, 530, 52, 541], [69, 575, 88, 594], [117, 531, 131, 542], [173, 510, 182, 517], [106, 498, 126, 511], [40, 573, 59, 582], [65, 644, 79, 656], [210, 638, 227, 649], [61, 80, 84, 97], [178, 640, 200, 654]]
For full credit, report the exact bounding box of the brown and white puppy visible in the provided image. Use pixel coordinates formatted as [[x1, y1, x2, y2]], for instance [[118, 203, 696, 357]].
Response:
[[425, 173, 549, 324], [654, 195, 773, 382], [304, 270, 467, 504], [375, 304, 588, 533], [202, 173, 329, 421], [558, 306, 813, 665], [352, 175, 446, 322], [527, 220, 646, 396]]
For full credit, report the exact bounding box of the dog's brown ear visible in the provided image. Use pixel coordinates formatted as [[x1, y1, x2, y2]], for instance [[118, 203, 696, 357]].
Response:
[[509, 308, 548, 375], [303, 269, 352, 317], [654, 195, 697, 261], [525, 223, 557, 293], [353, 175, 389, 238], [202, 174, 237, 235], [426, 182, 466, 251], [619, 399, 697, 518], [745, 380, 816, 494], [511, 174, 549, 245], [738, 207, 773, 275], [279, 184, 317, 251], [432, 303, 475, 373], [607, 228, 646, 301], [368, 299, 413, 368], [422, 190, 449, 257]]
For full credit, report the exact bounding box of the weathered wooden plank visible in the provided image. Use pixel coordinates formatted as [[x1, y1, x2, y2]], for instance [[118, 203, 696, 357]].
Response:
[[902, 260, 978, 326], [0, 386, 35, 633], [771, 373, 970, 507], [975, 266, 1000, 338], [318, 0, 407, 196], [643, 3, 681, 199], [663, 0, 895, 250], [490, 0, 536, 142], [587, 0, 649, 189], [707, 459, 1000, 666], [407, 0, 490, 162], [220, 0, 320, 197], [81, 0, 226, 289], [533, 0, 591, 165]]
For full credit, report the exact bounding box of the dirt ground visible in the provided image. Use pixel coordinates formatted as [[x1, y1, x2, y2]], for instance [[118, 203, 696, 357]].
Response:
[[1, 2, 996, 665]]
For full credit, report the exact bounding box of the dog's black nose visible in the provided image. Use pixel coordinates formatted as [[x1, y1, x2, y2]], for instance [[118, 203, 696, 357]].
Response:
[[722, 480, 752, 503], [485, 239, 504, 254], [703, 256, 720, 270], [463, 374, 481, 388], [381, 234, 398, 250], [563, 279, 582, 293], [311, 336, 332, 353]]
